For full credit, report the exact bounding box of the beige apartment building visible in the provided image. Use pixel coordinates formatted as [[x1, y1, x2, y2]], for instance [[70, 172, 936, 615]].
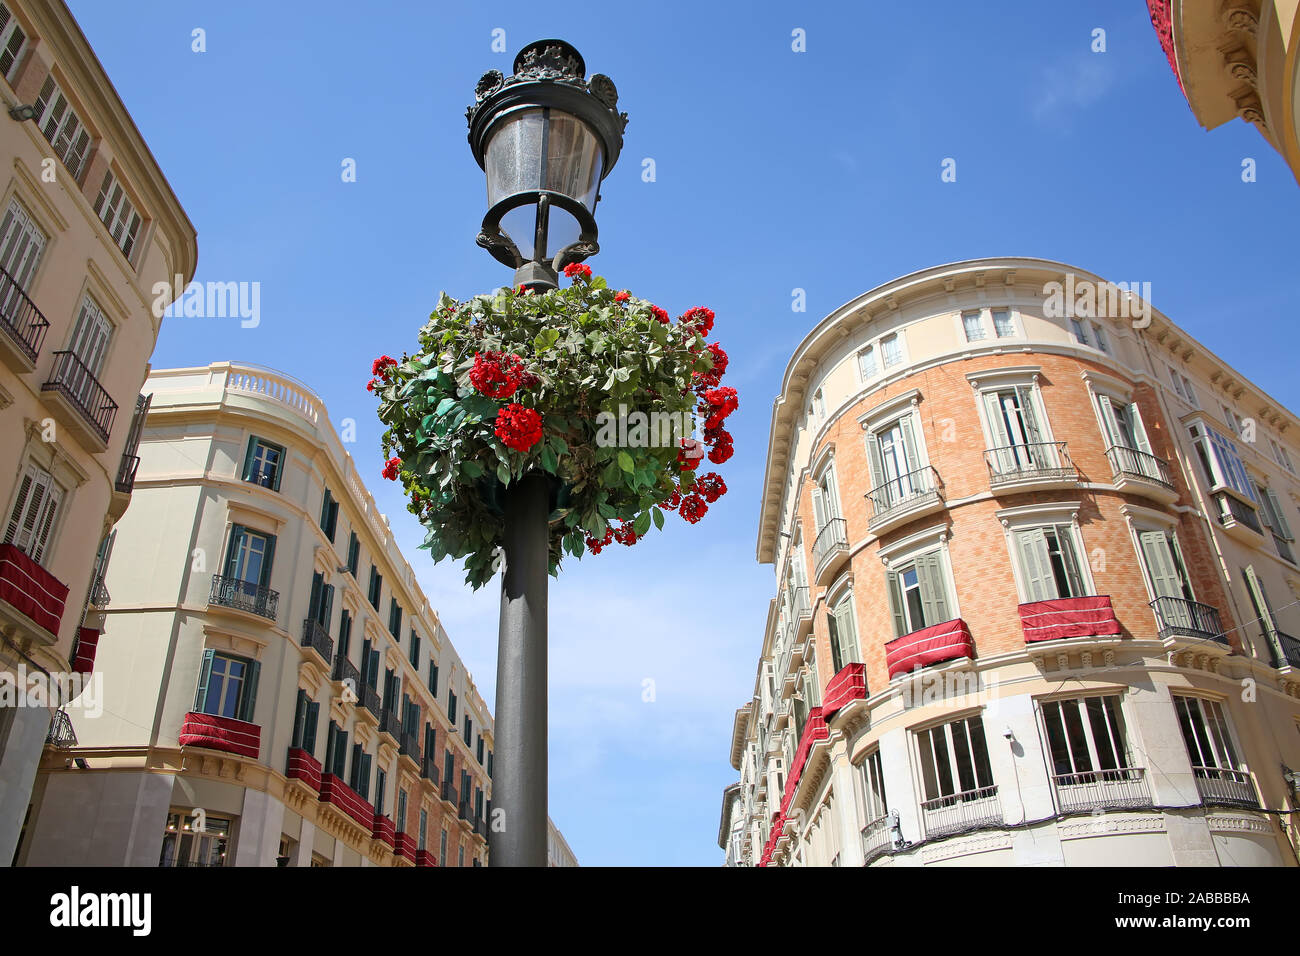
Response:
[[725, 257, 1300, 867], [0, 0, 196, 863], [547, 816, 578, 867], [17, 362, 498, 866], [1148, 0, 1300, 183]]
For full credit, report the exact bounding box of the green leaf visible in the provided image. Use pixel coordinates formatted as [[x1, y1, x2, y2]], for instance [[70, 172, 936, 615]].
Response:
[[460, 460, 485, 479], [633, 511, 651, 536], [617, 450, 634, 473], [435, 397, 457, 416], [540, 446, 558, 473], [590, 276, 608, 290], [534, 328, 561, 351], [652, 507, 665, 530], [496, 462, 511, 486]]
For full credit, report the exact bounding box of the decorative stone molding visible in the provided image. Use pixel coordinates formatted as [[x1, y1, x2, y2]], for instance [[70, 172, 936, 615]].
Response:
[[1059, 812, 1166, 840], [920, 830, 1011, 864], [1205, 811, 1271, 835]]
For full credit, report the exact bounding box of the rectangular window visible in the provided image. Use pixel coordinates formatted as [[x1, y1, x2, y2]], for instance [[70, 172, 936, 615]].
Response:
[[1254, 483, 1296, 564], [241, 437, 284, 491], [811, 389, 825, 419], [396, 788, 407, 832], [32, 74, 91, 181], [418, 808, 428, 850], [0, 3, 28, 82], [867, 414, 923, 506], [1069, 317, 1089, 346], [1188, 422, 1255, 500], [476, 735, 485, 765], [1090, 321, 1109, 353], [463, 715, 472, 746], [886, 550, 949, 636], [409, 630, 421, 668], [915, 716, 997, 826], [827, 593, 861, 672], [337, 609, 352, 658], [388, 597, 402, 639], [448, 690, 458, 724], [324, 721, 348, 776], [427, 662, 438, 696], [224, 524, 275, 588], [159, 811, 230, 868], [992, 308, 1015, 338], [1041, 695, 1130, 777], [0, 197, 48, 294], [857, 345, 877, 380], [195, 650, 259, 722], [307, 572, 334, 628], [318, 488, 339, 541], [982, 385, 1048, 472], [1173, 696, 1255, 807], [4, 463, 62, 566], [961, 311, 985, 342], [368, 565, 382, 609], [91, 169, 142, 262], [1269, 437, 1295, 474], [346, 532, 360, 575], [1138, 528, 1194, 604], [440, 828, 447, 865], [1014, 524, 1086, 601], [291, 688, 320, 755], [1180, 375, 1197, 408], [374, 767, 386, 816], [880, 333, 903, 368], [67, 295, 112, 377]]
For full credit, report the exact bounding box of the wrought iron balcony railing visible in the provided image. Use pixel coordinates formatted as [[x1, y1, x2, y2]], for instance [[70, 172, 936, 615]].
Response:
[[1053, 767, 1152, 813], [1192, 767, 1258, 808], [421, 754, 439, 784], [1214, 490, 1263, 535], [301, 618, 333, 664], [88, 573, 110, 608], [1106, 444, 1174, 490], [920, 785, 1002, 838], [1149, 596, 1226, 644], [0, 263, 50, 364], [46, 708, 77, 747], [379, 707, 402, 741], [984, 441, 1076, 485], [811, 517, 847, 567], [331, 653, 359, 688], [115, 453, 140, 494], [867, 465, 941, 527], [358, 683, 381, 718], [860, 813, 892, 864], [441, 780, 457, 806], [791, 585, 810, 622], [399, 729, 421, 760], [209, 574, 279, 621], [1276, 630, 1300, 670], [41, 350, 118, 444]]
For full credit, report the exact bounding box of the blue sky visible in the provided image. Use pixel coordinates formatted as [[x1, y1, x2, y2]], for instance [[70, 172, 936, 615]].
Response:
[[69, 1, 1300, 865]]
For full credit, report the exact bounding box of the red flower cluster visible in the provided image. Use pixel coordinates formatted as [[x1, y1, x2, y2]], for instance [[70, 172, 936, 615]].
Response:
[[614, 290, 630, 304], [494, 403, 543, 452], [681, 307, 715, 337], [696, 472, 727, 504], [650, 305, 669, 324], [679, 493, 708, 524], [705, 426, 734, 464], [612, 521, 639, 546], [563, 262, 592, 282], [701, 386, 739, 431], [367, 355, 398, 392], [677, 437, 705, 471], [693, 342, 729, 390], [470, 351, 529, 399], [585, 526, 615, 554], [382, 457, 401, 481], [661, 489, 682, 511]]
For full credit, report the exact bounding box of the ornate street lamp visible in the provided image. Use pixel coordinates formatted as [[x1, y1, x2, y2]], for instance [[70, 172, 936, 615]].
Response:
[[465, 40, 627, 866], [467, 39, 627, 291]]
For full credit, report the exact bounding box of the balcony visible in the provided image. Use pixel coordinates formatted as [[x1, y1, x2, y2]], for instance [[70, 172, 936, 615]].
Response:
[[318, 773, 374, 829], [1192, 767, 1258, 808], [378, 707, 402, 742], [399, 729, 421, 762], [0, 542, 69, 642], [0, 264, 50, 370], [40, 351, 118, 450], [46, 708, 77, 747], [209, 574, 278, 621], [811, 517, 849, 585], [331, 653, 359, 689], [370, 813, 396, 848], [1275, 631, 1300, 670], [420, 754, 439, 785], [357, 683, 381, 720], [885, 618, 974, 679], [179, 712, 261, 759], [920, 785, 1002, 839], [867, 466, 944, 536], [1017, 595, 1121, 644], [71, 626, 99, 675], [1149, 596, 1227, 645], [985, 441, 1078, 492], [790, 585, 812, 638], [300, 618, 333, 665], [286, 747, 323, 792], [1053, 767, 1152, 813], [822, 663, 867, 718], [114, 454, 140, 494], [393, 832, 417, 863], [440, 779, 457, 808], [860, 813, 892, 865], [1105, 444, 1177, 504], [473, 816, 488, 841], [87, 572, 110, 609], [1212, 489, 1264, 544]]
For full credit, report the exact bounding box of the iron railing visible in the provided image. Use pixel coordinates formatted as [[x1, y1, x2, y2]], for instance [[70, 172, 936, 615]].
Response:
[[984, 441, 1076, 485], [41, 350, 118, 443], [1215, 490, 1263, 534], [0, 262, 49, 364], [867, 465, 941, 526], [791, 585, 810, 622], [114, 453, 140, 494], [860, 813, 892, 864], [46, 708, 77, 747], [811, 517, 848, 567], [920, 785, 1002, 838], [331, 653, 359, 688], [1106, 444, 1174, 490], [358, 683, 381, 718], [1149, 596, 1226, 644], [1053, 767, 1152, 813], [399, 729, 421, 760], [379, 707, 402, 741], [88, 573, 110, 608], [1192, 767, 1258, 808], [441, 780, 457, 806], [209, 573, 279, 620], [301, 618, 334, 664], [1276, 631, 1300, 669], [421, 754, 439, 784]]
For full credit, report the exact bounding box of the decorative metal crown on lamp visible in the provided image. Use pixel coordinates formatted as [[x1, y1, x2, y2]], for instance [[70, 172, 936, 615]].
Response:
[[466, 39, 628, 290]]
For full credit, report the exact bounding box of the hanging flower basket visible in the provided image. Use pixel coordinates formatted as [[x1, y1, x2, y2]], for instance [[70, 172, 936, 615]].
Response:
[[371, 265, 737, 589]]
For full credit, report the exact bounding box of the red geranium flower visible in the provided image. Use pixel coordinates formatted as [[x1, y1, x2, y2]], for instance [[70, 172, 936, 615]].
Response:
[[696, 472, 727, 504], [700, 386, 739, 430], [679, 493, 708, 524], [470, 351, 529, 399], [677, 437, 705, 471], [708, 441, 734, 464], [382, 457, 401, 481], [494, 403, 543, 452], [614, 290, 630, 303], [372, 355, 398, 377], [693, 342, 730, 390], [681, 307, 715, 337], [650, 305, 669, 324], [562, 262, 592, 281]]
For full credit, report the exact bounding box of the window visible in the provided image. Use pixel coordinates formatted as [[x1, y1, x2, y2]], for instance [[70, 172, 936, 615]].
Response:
[[880, 333, 903, 368], [160, 812, 230, 868], [886, 550, 950, 636], [337, 609, 352, 658], [463, 714, 472, 746], [32, 74, 91, 180], [1254, 482, 1296, 564], [1138, 529, 1194, 604], [0, 3, 28, 81], [409, 629, 421, 668], [319, 488, 339, 541], [241, 437, 284, 491], [346, 532, 360, 575], [307, 572, 334, 629], [195, 650, 260, 722], [1268, 437, 1295, 474], [443, 749, 454, 791], [224, 524, 275, 589], [4, 463, 62, 566], [981, 385, 1048, 470], [367, 565, 382, 609], [992, 308, 1015, 338], [1069, 317, 1089, 346], [915, 715, 997, 829], [388, 597, 402, 638], [858, 749, 888, 824], [427, 661, 439, 696], [418, 809, 428, 850], [440, 828, 448, 865], [1091, 321, 1109, 353], [1014, 525, 1086, 601], [348, 743, 372, 801], [1096, 395, 1150, 455], [867, 414, 924, 505], [1221, 405, 1242, 437], [826, 591, 861, 672], [375, 768, 387, 816], [1188, 422, 1254, 500], [857, 345, 877, 380], [961, 311, 985, 342], [67, 295, 112, 377], [487, 750, 493, 779], [324, 721, 348, 776], [1242, 566, 1284, 658], [1179, 375, 1197, 408], [1041, 695, 1131, 779], [458, 845, 465, 868], [1173, 696, 1253, 804], [291, 688, 319, 756], [91, 169, 142, 261], [810, 465, 842, 533], [810, 388, 826, 420], [0, 198, 48, 296], [448, 689, 458, 724]]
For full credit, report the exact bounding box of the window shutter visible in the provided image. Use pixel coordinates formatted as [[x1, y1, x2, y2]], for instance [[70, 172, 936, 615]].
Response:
[[308, 572, 322, 622], [866, 434, 886, 493], [339, 610, 351, 656], [1017, 386, 1044, 445], [886, 568, 907, 637], [1265, 488, 1294, 540], [898, 416, 920, 475], [320, 584, 334, 628], [194, 648, 215, 712], [834, 598, 860, 666], [1016, 528, 1054, 602], [1097, 395, 1121, 448], [1128, 402, 1153, 455], [827, 607, 842, 673], [27, 479, 60, 566], [811, 486, 827, 531], [292, 688, 307, 747], [917, 551, 950, 624], [303, 701, 319, 756], [325, 722, 337, 773], [241, 436, 258, 481], [239, 660, 260, 723], [334, 728, 349, 778], [983, 392, 1010, 447], [1139, 531, 1183, 600], [4, 468, 34, 546], [349, 743, 362, 790], [822, 469, 841, 520], [1058, 528, 1086, 598], [259, 535, 276, 588]]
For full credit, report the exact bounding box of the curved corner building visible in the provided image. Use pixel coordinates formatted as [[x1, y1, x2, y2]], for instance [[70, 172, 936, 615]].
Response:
[[725, 257, 1300, 868]]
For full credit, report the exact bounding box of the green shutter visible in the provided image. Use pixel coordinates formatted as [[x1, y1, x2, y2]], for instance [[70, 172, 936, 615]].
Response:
[[260, 534, 276, 588], [239, 660, 260, 723], [241, 436, 258, 481], [827, 608, 842, 673], [984, 392, 1010, 447], [1058, 527, 1086, 597], [1017, 386, 1044, 445], [822, 469, 841, 521], [866, 434, 886, 492], [886, 569, 907, 637], [835, 598, 860, 665], [1129, 403, 1153, 455], [1016, 528, 1055, 601], [224, 525, 245, 578], [335, 727, 348, 777], [917, 551, 950, 624], [308, 572, 323, 621], [322, 584, 335, 628], [194, 648, 215, 712], [811, 486, 827, 530], [303, 701, 319, 756], [1139, 531, 1184, 600], [1097, 395, 1121, 447], [898, 416, 920, 475], [1265, 488, 1294, 540], [292, 688, 307, 746]]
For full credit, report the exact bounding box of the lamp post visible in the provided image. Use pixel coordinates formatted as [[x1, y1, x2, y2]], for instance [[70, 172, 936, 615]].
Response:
[[465, 39, 626, 865]]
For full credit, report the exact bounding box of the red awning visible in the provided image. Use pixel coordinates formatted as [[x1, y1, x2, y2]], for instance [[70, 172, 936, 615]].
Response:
[[1018, 595, 1121, 644], [885, 619, 973, 678]]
